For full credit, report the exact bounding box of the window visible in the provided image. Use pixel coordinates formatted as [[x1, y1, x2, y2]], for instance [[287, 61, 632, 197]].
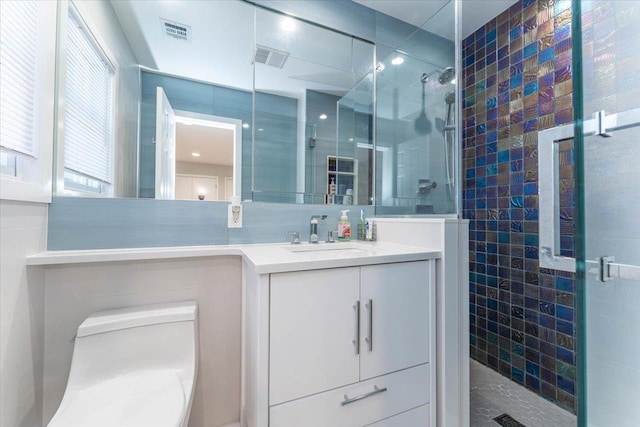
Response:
[[61, 5, 116, 195], [0, 0, 56, 202]]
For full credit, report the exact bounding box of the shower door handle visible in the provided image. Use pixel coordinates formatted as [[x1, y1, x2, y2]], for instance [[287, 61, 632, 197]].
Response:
[[538, 108, 640, 273], [538, 123, 576, 273]]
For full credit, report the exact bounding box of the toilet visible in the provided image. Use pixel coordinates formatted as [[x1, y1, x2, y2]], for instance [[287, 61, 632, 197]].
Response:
[[48, 301, 199, 427]]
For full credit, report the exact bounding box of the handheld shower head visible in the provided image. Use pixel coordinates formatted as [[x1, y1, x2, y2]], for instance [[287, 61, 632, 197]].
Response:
[[445, 91, 455, 104]]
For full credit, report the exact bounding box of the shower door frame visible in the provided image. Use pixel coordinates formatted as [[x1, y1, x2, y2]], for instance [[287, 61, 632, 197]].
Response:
[[570, 1, 640, 424]]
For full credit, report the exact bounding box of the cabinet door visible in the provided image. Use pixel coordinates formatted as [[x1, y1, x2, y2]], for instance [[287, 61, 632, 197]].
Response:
[[360, 261, 431, 380], [270, 267, 360, 405]]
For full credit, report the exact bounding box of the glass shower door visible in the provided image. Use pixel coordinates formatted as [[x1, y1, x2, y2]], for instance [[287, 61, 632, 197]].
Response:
[[575, 1, 640, 425]]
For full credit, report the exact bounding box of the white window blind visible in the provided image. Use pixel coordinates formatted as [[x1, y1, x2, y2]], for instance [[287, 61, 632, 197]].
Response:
[[64, 7, 114, 184], [0, 0, 38, 158]]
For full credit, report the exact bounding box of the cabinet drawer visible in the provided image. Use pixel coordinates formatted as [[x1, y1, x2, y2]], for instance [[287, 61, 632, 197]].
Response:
[[269, 364, 430, 427], [365, 404, 430, 427]]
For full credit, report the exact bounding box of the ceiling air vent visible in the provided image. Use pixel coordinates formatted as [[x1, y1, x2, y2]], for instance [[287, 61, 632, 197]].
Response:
[[160, 18, 191, 42], [254, 45, 289, 69]]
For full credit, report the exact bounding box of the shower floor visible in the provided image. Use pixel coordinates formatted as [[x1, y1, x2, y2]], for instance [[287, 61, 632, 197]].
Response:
[[470, 359, 577, 427]]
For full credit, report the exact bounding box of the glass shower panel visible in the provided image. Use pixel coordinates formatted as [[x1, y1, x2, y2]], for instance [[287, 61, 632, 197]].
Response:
[[374, 2, 456, 215], [336, 74, 374, 206], [576, 1, 640, 425], [375, 52, 456, 214]]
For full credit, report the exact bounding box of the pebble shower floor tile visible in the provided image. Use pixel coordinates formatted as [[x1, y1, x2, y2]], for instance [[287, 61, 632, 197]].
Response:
[[470, 360, 576, 427]]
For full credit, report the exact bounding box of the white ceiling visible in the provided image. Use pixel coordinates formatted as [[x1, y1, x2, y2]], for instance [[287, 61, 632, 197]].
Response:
[[110, 0, 518, 96], [110, 0, 517, 120], [175, 123, 234, 167], [354, 0, 519, 40], [110, 0, 373, 99], [353, 0, 449, 29], [110, 0, 255, 91]]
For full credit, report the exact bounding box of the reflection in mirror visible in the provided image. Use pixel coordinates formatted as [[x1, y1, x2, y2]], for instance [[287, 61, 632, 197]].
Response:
[[151, 85, 243, 201], [172, 113, 241, 201], [139, 71, 252, 200], [374, 0, 457, 215], [252, 7, 374, 204], [56, 0, 375, 204]]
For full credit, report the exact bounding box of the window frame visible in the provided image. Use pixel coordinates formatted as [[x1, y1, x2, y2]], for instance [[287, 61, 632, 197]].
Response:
[[0, 0, 57, 203], [54, 0, 119, 198]]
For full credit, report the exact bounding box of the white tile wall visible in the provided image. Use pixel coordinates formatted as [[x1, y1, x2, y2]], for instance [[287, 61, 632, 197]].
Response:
[[0, 200, 48, 427], [42, 256, 243, 427]]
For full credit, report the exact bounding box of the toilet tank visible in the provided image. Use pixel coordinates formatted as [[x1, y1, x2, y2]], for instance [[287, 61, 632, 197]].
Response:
[[67, 302, 198, 389]]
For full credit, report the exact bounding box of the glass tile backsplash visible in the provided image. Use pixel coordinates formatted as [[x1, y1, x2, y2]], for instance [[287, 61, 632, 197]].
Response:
[[462, 0, 577, 413]]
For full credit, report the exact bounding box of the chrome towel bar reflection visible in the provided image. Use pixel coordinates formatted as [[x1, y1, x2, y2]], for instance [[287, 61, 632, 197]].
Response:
[[586, 258, 640, 283]]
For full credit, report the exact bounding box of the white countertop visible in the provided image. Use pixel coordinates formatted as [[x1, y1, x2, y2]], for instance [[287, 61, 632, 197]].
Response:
[[26, 241, 441, 274]]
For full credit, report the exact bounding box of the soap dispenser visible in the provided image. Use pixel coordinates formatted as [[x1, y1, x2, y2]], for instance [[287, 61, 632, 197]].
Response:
[[328, 177, 337, 204], [337, 210, 351, 241]]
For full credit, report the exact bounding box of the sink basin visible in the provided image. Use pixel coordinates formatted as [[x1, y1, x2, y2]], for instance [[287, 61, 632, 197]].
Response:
[[285, 242, 370, 254]]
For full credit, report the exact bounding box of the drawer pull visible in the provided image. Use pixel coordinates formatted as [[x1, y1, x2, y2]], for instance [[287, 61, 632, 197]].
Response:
[[341, 385, 387, 406]]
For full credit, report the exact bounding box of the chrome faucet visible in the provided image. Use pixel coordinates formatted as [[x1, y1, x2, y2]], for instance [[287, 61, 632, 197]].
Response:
[[285, 231, 301, 244], [309, 215, 327, 243]]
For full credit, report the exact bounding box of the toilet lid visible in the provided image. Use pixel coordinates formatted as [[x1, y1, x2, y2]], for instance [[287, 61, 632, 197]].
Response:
[[48, 370, 186, 427]]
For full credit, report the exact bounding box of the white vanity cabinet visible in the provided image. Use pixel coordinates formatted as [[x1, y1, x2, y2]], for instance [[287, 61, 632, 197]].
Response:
[[243, 259, 436, 427]]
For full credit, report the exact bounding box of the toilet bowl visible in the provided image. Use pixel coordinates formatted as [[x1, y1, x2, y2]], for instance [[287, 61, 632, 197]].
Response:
[[48, 301, 199, 427]]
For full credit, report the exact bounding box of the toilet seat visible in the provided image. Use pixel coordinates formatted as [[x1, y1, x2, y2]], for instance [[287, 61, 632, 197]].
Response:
[[48, 369, 186, 427]]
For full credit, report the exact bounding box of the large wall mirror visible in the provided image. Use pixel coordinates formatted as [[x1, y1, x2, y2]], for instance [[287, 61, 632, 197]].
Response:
[[54, 0, 374, 204]]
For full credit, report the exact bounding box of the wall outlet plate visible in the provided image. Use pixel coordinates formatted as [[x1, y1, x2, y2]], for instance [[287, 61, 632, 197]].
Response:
[[228, 204, 242, 228]]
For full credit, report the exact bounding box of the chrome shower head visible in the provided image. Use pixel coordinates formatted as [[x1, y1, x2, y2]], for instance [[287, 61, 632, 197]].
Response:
[[438, 67, 456, 85], [420, 66, 456, 85]]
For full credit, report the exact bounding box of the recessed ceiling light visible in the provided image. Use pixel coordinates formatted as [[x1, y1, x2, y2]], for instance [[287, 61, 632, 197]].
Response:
[[280, 17, 296, 32], [192, 152, 200, 157], [391, 57, 404, 65], [258, 128, 264, 132], [319, 114, 328, 120], [242, 123, 249, 128], [348, 138, 354, 142], [451, 79, 456, 84]]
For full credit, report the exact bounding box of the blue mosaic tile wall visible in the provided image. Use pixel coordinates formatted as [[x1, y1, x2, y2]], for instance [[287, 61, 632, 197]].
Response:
[[462, 0, 577, 413]]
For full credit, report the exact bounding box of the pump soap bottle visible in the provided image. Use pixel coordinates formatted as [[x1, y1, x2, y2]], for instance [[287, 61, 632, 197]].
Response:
[[328, 177, 337, 204], [337, 210, 351, 241]]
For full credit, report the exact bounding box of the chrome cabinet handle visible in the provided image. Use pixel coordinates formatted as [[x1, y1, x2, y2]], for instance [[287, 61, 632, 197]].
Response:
[[366, 299, 373, 352], [354, 301, 360, 355], [341, 385, 387, 406]]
